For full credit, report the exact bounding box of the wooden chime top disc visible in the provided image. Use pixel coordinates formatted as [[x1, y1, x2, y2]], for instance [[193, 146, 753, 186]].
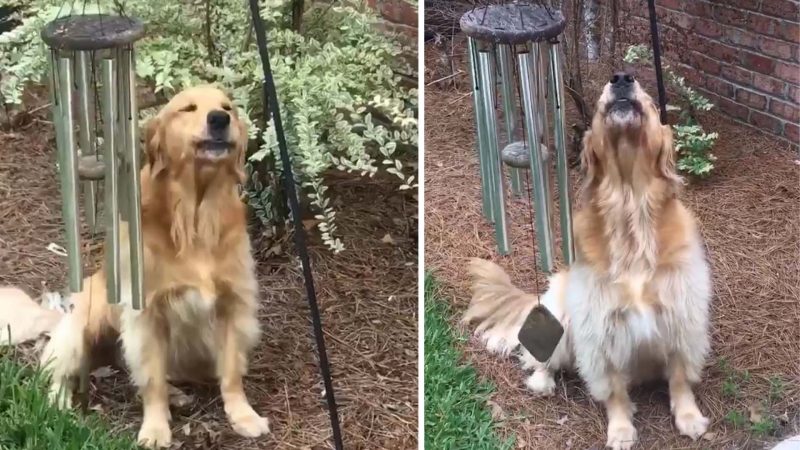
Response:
[[460, 3, 565, 45], [41, 14, 144, 51]]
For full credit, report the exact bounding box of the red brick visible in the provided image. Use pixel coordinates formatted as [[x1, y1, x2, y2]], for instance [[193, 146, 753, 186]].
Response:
[[721, 64, 754, 85], [695, 18, 723, 38], [714, 5, 749, 28], [725, 0, 763, 12], [785, 122, 799, 144], [660, 7, 693, 29], [759, 36, 795, 61], [690, 51, 722, 75], [742, 51, 777, 74], [752, 73, 788, 96], [749, 110, 783, 134], [714, 93, 751, 120], [760, 0, 800, 18], [775, 61, 800, 84], [769, 99, 800, 122], [707, 76, 735, 97], [658, 0, 683, 11], [735, 88, 768, 108], [706, 39, 744, 64], [684, 1, 713, 16], [745, 12, 778, 35], [675, 62, 703, 85], [776, 20, 800, 43], [378, 0, 417, 27], [722, 27, 759, 49], [789, 85, 800, 104]]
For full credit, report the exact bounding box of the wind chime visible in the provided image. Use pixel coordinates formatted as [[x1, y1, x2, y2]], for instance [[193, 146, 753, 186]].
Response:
[[42, 9, 146, 405], [42, 11, 145, 308], [461, 2, 573, 273]]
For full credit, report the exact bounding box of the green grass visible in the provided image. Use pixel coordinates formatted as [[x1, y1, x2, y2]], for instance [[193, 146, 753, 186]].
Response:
[[424, 272, 513, 450], [0, 351, 139, 450]]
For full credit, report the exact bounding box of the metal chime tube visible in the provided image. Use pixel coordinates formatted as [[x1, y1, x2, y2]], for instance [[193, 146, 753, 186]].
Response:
[[76, 51, 97, 233], [518, 50, 553, 271], [497, 44, 523, 197], [536, 42, 553, 195], [530, 42, 554, 260], [120, 47, 145, 310], [468, 38, 493, 222], [549, 41, 574, 264], [52, 53, 84, 292], [101, 57, 121, 305], [477, 50, 509, 255]]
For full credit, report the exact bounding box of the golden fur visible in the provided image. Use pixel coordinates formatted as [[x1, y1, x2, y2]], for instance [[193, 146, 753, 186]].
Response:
[[465, 76, 712, 449], [40, 86, 268, 448]]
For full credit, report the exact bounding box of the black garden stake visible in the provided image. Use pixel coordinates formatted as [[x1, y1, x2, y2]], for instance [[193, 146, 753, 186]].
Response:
[[247, 1, 345, 449]]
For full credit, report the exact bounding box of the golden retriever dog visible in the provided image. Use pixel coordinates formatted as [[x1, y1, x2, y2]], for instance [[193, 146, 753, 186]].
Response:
[[40, 85, 269, 448], [464, 73, 712, 449]]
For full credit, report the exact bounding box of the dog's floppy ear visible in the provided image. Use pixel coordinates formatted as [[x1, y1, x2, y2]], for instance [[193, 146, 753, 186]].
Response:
[[656, 124, 680, 183], [144, 116, 166, 177], [580, 128, 600, 183], [233, 117, 248, 184]]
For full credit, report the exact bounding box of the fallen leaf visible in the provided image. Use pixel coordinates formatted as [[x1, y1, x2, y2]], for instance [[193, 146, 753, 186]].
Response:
[[182, 422, 191, 436], [556, 415, 568, 426], [381, 233, 396, 245], [702, 431, 717, 441], [565, 437, 573, 448], [487, 399, 506, 421], [793, 160, 800, 166], [749, 402, 765, 423], [516, 438, 527, 448]]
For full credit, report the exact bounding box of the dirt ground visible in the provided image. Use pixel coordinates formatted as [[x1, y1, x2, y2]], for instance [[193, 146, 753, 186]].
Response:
[[0, 104, 418, 449], [424, 39, 800, 450]]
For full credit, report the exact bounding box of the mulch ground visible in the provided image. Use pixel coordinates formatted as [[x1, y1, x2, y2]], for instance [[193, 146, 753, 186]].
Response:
[[424, 38, 800, 450], [0, 102, 418, 449]]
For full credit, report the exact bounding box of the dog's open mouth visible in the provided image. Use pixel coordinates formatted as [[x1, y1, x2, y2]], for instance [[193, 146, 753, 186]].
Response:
[[608, 97, 641, 115], [196, 139, 233, 161]]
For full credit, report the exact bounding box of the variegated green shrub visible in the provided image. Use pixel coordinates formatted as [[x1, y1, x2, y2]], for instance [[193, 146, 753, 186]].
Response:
[[0, 0, 418, 252]]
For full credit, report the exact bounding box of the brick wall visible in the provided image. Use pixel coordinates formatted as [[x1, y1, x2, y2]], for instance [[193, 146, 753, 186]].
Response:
[[367, 0, 418, 45], [621, 0, 799, 147]]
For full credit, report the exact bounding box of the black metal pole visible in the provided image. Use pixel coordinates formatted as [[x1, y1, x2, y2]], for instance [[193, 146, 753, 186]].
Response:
[[647, 0, 668, 124], [246, 2, 344, 449]]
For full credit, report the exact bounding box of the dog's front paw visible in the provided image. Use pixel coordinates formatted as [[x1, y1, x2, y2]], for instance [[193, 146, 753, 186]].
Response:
[[48, 382, 72, 410], [606, 420, 637, 450], [675, 410, 709, 440], [525, 370, 556, 396], [137, 420, 172, 448], [229, 406, 271, 438]]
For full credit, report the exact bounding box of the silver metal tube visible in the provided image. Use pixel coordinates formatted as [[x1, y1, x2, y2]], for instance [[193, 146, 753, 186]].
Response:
[[116, 50, 130, 222], [54, 54, 84, 293], [477, 50, 509, 255], [549, 42, 575, 265], [497, 44, 523, 197], [468, 38, 493, 222], [518, 51, 553, 272], [121, 47, 145, 310], [76, 51, 97, 233], [532, 43, 554, 257], [101, 57, 120, 305]]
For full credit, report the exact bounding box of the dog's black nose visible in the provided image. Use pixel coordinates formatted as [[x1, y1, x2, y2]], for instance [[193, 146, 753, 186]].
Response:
[[610, 72, 634, 87], [207, 110, 230, 131]]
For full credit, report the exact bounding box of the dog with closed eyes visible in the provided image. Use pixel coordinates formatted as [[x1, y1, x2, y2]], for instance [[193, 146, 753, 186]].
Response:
[[464, 73, 712, 449], [39, 85, 269, 448]]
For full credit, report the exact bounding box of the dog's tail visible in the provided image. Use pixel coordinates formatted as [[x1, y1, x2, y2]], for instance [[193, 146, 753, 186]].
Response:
[[462, 258, 540, 356]]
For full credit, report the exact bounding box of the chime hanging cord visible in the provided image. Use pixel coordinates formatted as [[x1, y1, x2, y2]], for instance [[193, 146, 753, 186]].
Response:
[[647, 0, 668, 125], [246, 1, 344, 449]]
